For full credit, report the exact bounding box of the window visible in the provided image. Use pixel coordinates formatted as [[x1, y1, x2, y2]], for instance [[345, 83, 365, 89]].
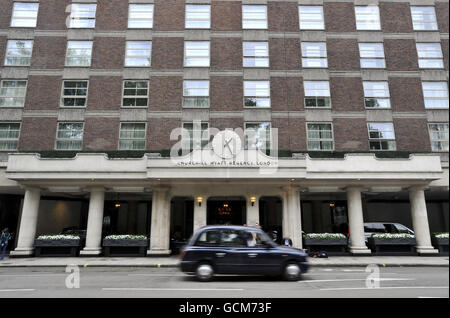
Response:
[[182, 122, 209, 152], [185, 5, 210, 29], [220, 230, 245, 247], [4, 40, 33, 66], [183, 81, 209, 108], [125, 41, 151, 67], [242, 5, 267, 29], [11, 2, 39, 27], [299, 6, 324, 30], [119, 123, 146, 150], [69, 3, 96, 28], [411, 7, 438, 31], [355, 6, 381, 30], [0, 123, 20, 151], [195, 230, 221, 247], [416, 43, 444, 69], [428, 123, 449, 152], [359, 43, 385, 68], [65, 41, 93, 67], [184, 41, 210, 67], [55, 122, 84, 150], [301, 42, 327, 68], [363, 82, 390, 108], [128, 4, 154, 29], [0, 80, 27, 107], [422, 82, 449, 109], [244, 81, 270, 108], [122, 81, 148, 107], [61, 81, 88, 107], [368, 123, 396, 150], [304, 81, 331, 108], [243, 42, 269, 68], [245, 122, 271, 151], [307, 123, 334, 151]]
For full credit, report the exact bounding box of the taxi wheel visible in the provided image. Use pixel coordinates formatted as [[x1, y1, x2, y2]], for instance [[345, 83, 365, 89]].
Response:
[[283, 262, 301, 281], [195, 262, 214, 282]]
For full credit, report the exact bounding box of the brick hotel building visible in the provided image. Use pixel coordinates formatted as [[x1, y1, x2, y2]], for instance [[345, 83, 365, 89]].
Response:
[[0, 0, 448, 256]]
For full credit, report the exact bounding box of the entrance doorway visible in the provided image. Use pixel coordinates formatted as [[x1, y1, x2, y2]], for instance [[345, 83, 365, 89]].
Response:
[[207, 197, 246, 225]]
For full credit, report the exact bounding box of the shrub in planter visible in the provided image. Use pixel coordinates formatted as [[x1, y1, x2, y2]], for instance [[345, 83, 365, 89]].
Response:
[[368, 233, 416, 254], [303, 233, 348, 254], [431, 233, 449, 255], [34, 235, 81, 257], [102, 235, 148, 257]]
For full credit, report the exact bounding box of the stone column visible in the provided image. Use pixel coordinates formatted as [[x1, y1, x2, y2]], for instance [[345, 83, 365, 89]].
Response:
[[148, 186, 171, 256], [10, 187, 41, 257], [193, 195, 207, 233], [80, 187, 105, 256], [346, 187, 371, 255], [409, 186, 438, 255], [282, 186, 303, 249], [246, 194, 260, 227]]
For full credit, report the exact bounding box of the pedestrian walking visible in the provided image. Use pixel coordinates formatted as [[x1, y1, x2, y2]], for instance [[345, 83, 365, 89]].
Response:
[[0, 228, 12, 260]]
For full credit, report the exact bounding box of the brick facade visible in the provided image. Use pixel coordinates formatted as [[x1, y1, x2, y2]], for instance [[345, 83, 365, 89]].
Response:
[[24, 76, 62, 110], [333, 118, 369, 151], [394, 118, 431, 152], [83, 117, 120, 151], [19, 117, 58, 151]]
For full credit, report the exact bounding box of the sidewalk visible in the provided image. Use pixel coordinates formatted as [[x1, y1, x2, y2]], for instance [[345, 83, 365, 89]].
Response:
[[0, 256, 448, 268]]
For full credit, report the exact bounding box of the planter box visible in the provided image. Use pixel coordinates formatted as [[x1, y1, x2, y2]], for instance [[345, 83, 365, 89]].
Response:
[[304, 238, 348, 255], [34, 239, 81, 257], [102, 239, 148, 257], [368, 237, 416, 255], [432, 237, 449, 255]]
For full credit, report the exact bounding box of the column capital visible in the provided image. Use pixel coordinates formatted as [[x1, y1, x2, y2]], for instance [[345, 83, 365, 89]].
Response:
[[152, 185, 171, 193], [407, 185, 428, 192], [20, 185, 42, 192], [88, 186, 105, 192]]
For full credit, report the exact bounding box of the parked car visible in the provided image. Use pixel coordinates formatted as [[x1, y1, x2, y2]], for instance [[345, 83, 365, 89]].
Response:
[[179, 225, 309, 282], [364, 223, 414, 242]]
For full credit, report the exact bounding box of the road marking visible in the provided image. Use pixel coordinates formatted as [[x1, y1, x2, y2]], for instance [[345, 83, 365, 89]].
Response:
[[0, 274, 65, 277], [320, 286, 449, 291], [341, 269, 365, 272], [299, 278, 414, 283], [102, 288, 245, 291], [127, 274, 185, 277], [0, 289, 36, 292]]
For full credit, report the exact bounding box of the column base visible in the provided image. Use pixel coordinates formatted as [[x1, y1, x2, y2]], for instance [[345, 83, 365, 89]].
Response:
[[80, 248, 102, 256], [9, 248, 34, 258], [147, 249, 171, 257], [349, 246, 372, 255], [416, 246, 439, 255]]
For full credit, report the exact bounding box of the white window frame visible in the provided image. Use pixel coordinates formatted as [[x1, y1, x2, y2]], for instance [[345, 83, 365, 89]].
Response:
[[416, 43, 444, 69], [301, 42, 328, 68], [69, 3, 97, 28], [367, 123, 397, 151], [118, 122, 147, 150], [10, 2, 39, 28], [428, 123, 449, 152], [359, 43, 386, 69], [4, 40, 33, 66], [307, 122, 334, 151], [185, 4, 211, 29], [304, 81, 331, 108], [411, 6, 438, 31], [298, 6, 324, 30], [183, 80, 210, 108], [363, 81, 391, 109], [355, 6, 381, 30], [242, 5, 267, 29], [128, 4, 154, 29], [244, 81, 271, 108], [0, 122, 21, 151], [245, 122, 271, 151], [55, 122, 84, 151], [122, 80, 149, 107], [422, 82, 449, 109], [182, 121, 210, 152], [125, 41, 152, 67], [60, 80, 89, 108], [243, 42, 269, 68], [184, 41, 210, 67], [0, 80, 27, 108], [65, 41, 93, 67]]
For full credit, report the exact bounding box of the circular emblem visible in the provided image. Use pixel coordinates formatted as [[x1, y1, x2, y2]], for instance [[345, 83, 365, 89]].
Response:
[[212, 130, 242, 159]]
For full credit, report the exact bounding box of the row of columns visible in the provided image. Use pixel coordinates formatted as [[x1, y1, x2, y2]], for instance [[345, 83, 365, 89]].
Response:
[[11, 184, 438, 257]]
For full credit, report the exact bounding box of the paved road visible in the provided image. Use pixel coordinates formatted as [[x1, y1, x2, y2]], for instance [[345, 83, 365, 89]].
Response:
[[0, 266, 448, 298]]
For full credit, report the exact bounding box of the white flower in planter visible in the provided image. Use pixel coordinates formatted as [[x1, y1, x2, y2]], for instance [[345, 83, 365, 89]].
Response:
[[305, 233, 346, 240], [37, 235, 80, 240], [434, 233, 449, 239], [104, 235, 147, 240], [372, 233, 415, 239]]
